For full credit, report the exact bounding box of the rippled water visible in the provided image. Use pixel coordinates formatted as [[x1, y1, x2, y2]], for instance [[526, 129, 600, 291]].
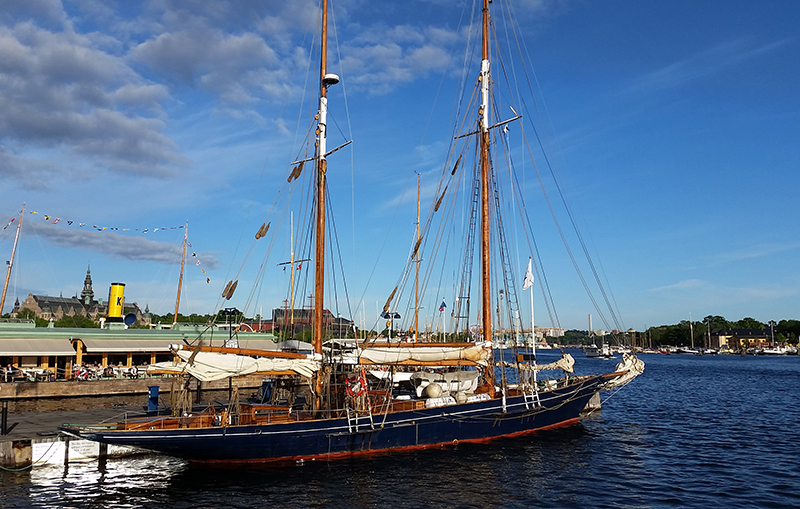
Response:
[[2, 351, 799, 508]]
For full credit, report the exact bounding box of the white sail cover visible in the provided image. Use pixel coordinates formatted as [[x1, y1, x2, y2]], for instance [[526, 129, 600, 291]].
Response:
[[359, 342, 491, 366], [410, 370, 481, 396], [533, 353, 575, 373], [604, 353, 645, 389], [147, 350, 320, 382]]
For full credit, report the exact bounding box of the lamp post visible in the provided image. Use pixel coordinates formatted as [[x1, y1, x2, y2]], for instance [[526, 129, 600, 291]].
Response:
[[222, 307, 240, 346], [769, 320, 775, 347], [381, 311, 401, 340]]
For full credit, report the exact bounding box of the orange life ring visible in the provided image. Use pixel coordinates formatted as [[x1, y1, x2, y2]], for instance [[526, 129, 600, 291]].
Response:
[[346, 375, 367, 397]]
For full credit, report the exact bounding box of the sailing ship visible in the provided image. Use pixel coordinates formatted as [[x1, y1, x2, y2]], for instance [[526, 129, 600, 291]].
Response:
[[61, 0, 643, 463]]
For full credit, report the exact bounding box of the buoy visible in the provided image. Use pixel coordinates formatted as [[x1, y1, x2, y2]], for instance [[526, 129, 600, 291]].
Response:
[[425, 383, 443, 398]]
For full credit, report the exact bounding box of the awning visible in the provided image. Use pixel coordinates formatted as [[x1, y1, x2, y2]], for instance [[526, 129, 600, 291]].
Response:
[[0, 339, 76, 356], [78, 338, 174, 353]]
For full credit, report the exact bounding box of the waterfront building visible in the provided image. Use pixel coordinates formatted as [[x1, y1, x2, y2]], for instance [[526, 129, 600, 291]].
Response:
[[271, 307, 354, 337], [0, 320, 278, 380], [11, 268, 147, 325], [712, 328, 771, 350]]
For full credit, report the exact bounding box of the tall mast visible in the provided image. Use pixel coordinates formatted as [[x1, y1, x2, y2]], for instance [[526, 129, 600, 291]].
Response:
[[414, 173, 420, 343], [479, 0, 493, 383], [314, 0, 338, 354], [173, 220, 188, 324], [1, 204, 24, 316]]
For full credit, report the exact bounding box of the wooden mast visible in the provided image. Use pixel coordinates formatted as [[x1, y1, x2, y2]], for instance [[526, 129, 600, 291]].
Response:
[[173, 220, 188, 325], [414, 173, 420, 343], [479, 0, 494, 385], [0, 204, 24, 316], [313, 0, 330, 355]]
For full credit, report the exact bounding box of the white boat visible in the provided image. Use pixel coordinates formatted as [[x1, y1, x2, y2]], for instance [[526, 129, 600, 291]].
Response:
[[586, 344, 615, 359], [759, 346, 788, 355]]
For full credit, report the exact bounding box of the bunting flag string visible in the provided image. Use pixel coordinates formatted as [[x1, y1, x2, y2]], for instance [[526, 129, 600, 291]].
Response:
[[1, 216, 16, 230], [6, 207, 210, 284], [25, 209, 185, 233], [190, 249, 210, 284]]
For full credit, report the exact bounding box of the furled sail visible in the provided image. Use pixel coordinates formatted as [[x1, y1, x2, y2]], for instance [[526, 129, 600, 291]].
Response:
[[359, 342, 491, 366], [603, 353, 645, 389], [148, 349, 320, 381], [534, 353, 575, 373]]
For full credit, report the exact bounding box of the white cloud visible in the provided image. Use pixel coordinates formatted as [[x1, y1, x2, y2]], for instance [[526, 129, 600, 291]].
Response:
[[0, 23, 185, 182], [648, 279, 705, 292], [710, 242, 800, 265], [632, 38, 792, 92], [25, 222, 219, 269]]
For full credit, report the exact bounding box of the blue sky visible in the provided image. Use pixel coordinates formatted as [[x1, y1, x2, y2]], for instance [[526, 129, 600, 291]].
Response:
[[1, 0, 798, 332]]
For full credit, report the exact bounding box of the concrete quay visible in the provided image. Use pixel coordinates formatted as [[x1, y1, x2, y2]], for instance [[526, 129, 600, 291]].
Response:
[[0, 375, 264, 469]]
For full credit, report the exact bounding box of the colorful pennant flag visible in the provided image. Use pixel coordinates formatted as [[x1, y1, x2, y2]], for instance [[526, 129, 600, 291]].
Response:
[[23, 209, 185, 235]]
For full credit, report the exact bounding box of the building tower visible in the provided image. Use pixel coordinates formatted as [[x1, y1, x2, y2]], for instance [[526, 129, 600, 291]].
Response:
[[80, 266, 94, 306]]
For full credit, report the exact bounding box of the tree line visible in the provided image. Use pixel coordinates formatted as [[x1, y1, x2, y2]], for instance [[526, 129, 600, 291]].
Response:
[[561, 316, 800, 347], [8, 309, 240, 329], [8, 308, 799, 348]]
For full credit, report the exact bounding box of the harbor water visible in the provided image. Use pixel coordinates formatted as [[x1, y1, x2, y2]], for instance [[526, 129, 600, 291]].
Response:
[[1, 350, 799, 508]]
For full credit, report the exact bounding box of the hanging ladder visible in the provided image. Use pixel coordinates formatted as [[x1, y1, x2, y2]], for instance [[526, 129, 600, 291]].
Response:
[[345, 396, 374, 433], [523, 370, 541, 409]]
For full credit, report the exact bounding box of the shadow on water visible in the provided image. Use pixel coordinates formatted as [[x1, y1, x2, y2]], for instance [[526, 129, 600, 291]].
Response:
[[5, 426, 603, 508], [158, 426, 604, 509]]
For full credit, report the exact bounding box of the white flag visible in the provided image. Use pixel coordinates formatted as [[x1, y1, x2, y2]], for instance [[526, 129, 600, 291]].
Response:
[[522, 258, 534, 290]]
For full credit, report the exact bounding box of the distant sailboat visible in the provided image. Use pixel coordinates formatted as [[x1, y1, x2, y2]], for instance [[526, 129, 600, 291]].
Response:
[[585, 314, 614, 358]]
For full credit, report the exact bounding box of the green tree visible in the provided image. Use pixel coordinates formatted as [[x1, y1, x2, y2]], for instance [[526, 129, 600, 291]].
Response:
[[733, 317, 765, 329], [16, 308, 48, 327], [703, 315, 730, 330], [16, 308, 35, 320], [564, 329, 590, 344], [54, 315, 98, 328], [777, 320, 800, 344]]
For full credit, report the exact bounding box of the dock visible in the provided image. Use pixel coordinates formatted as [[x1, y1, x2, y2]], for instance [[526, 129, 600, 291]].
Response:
[[0, 375, 264, 469]]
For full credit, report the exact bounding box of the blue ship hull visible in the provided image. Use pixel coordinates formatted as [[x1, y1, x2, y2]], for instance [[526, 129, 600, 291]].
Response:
[[61, 374, 608, 463]]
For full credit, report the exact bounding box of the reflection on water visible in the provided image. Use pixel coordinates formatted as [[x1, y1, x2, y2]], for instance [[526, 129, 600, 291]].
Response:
[[2, 352, 800, 508], [21, 455, 181, 509]]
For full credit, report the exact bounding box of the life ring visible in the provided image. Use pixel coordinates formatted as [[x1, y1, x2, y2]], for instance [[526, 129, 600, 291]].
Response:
[[346, 375, 367, 397], [129, 366, 139, 378]]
